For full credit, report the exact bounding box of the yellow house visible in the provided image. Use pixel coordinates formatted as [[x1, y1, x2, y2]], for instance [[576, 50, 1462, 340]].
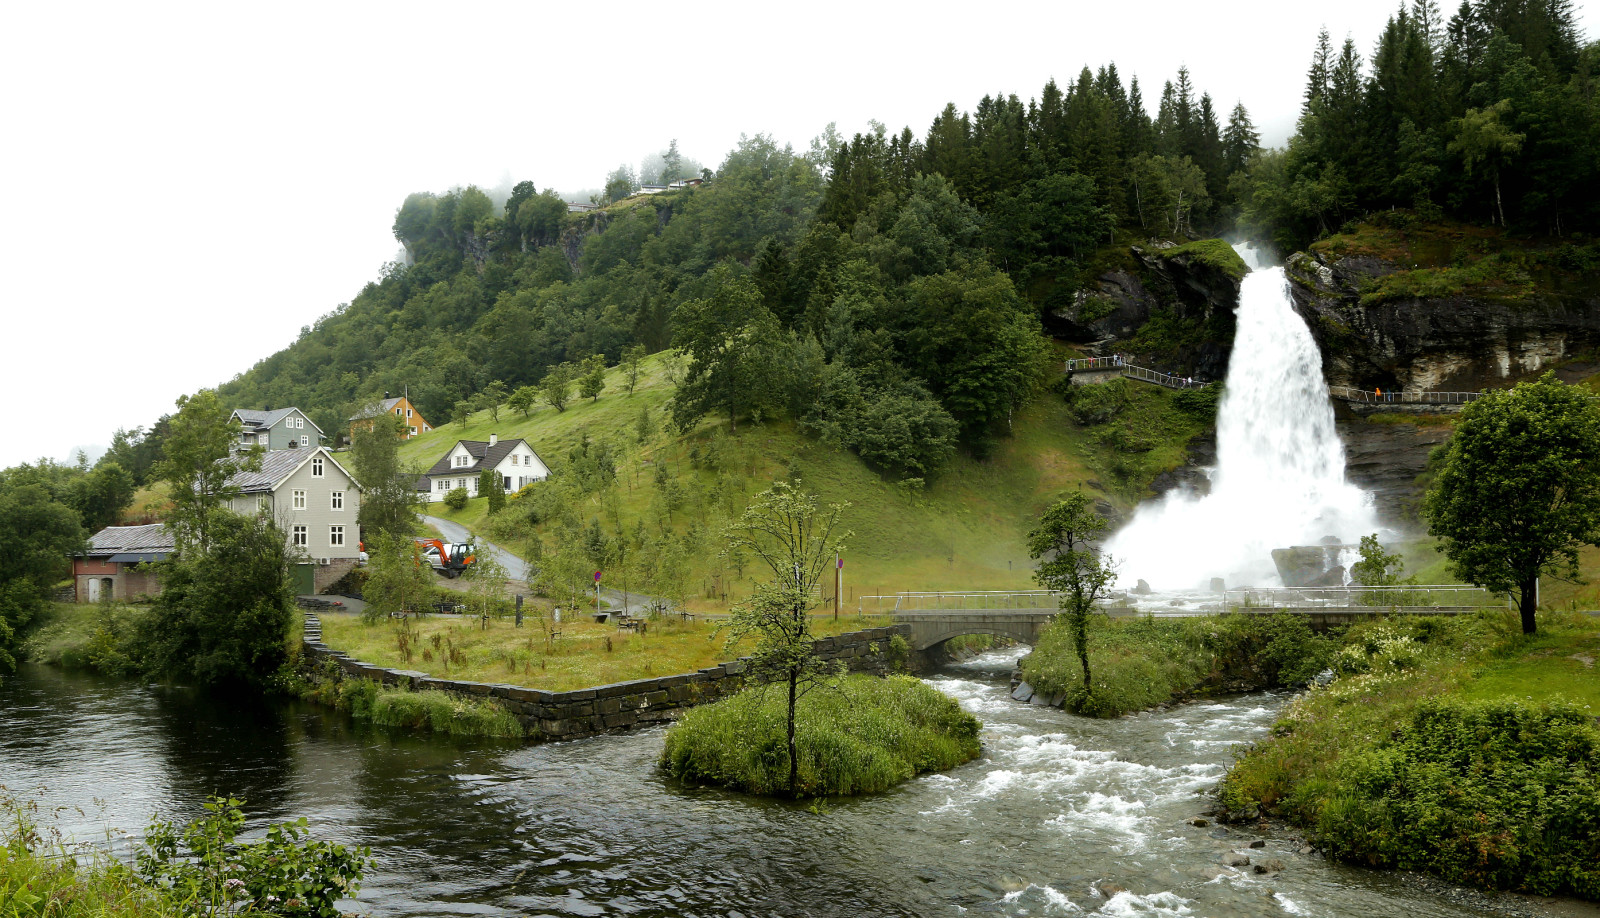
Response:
[[349, 395, 432, 442]]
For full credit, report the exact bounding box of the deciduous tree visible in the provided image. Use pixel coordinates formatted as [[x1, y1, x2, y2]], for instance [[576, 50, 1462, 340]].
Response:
[[1028, 491, 1117, 702], [154, 390, 260, 553], [1424, 372, 1600, 634]]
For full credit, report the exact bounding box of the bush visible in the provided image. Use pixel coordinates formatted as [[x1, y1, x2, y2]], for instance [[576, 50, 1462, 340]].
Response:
[[661, 674, 981, 796], [304, 671, 523, 739], [1021, 613, 1336, 717], [1316, 700, 1600, 897], [443, 487, 469, 510], [1063, 377, 1130, 424]]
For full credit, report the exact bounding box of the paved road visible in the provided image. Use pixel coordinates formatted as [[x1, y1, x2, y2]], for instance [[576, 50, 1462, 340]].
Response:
[[422, 515, 531, 581], [421, 515, 663, 614]]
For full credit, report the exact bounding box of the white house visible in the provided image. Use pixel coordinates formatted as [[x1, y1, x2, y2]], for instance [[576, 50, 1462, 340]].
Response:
[[418, 434, 549, 502]]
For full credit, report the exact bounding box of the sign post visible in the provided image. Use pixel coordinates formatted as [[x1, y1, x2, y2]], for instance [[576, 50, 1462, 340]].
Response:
[[595, 570, 603, 620], [835, 555, 843, 621]]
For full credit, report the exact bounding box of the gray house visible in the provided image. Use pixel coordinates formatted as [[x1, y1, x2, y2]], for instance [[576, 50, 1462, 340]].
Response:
[[230, 407, 327, 452], [225, 447, 362, 593]]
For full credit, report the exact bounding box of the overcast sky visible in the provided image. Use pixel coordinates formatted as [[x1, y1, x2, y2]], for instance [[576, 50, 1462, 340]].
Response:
[[2, 1, 1592, 471]]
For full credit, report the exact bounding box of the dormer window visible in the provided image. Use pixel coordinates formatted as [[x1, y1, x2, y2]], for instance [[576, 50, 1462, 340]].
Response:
[[312, 457, 324, 477]]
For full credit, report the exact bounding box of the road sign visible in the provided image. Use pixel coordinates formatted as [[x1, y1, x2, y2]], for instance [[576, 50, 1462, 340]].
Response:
[[594, 571, 602, 582]]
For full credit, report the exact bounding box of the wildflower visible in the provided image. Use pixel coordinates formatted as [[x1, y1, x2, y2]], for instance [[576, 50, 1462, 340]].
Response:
[[225, 878, 246, 890]]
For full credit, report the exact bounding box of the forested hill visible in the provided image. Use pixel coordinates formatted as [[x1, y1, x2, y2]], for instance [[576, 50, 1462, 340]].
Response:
[[127, 0, 1592, 485]]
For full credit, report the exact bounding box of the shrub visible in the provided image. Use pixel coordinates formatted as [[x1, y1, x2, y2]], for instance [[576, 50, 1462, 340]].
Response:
[[660, 674, 981, 796], [306, 673, 523, 739], [1315, 700, 1600, 897], [1063, 378, 1130, 425], [443, 487, 469, 510]]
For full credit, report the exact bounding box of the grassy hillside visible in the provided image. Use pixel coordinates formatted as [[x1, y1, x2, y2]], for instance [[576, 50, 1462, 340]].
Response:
[[399, 354, 1208, 610]]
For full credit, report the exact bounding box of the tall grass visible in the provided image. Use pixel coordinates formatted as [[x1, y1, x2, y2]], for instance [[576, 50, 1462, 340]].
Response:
[[1021, 613, 1336, 717], [661, 675, 981, 797], [301, 672, 524, 739], [2, 793, 180, 917]]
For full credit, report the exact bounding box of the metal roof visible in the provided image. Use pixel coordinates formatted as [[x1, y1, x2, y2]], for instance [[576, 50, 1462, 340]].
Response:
[[225, 446, 360, 493], [231, 406, 326, 436], [86, 523, 175, 556]]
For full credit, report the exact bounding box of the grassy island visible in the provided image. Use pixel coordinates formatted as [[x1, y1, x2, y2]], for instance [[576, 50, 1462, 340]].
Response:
[[660, 674, 982, 797]]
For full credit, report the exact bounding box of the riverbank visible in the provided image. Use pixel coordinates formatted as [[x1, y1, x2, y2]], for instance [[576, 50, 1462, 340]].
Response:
[[1015, 612, 1336, 716], [1219, 610, 1600, 900]]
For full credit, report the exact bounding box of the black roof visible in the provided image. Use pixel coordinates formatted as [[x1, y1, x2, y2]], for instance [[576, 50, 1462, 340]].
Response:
[[421, 439, 533, 477]]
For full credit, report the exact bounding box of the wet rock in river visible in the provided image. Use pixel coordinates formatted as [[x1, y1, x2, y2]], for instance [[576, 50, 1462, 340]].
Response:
[[1221, 852, 1252, 867]]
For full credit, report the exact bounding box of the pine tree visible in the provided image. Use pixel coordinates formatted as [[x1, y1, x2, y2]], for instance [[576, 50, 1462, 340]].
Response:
[[1222, 103, 1260, 177]]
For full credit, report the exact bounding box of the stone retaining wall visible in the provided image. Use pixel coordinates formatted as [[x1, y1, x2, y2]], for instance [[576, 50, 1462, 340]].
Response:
[[300, 613, 912, 741]]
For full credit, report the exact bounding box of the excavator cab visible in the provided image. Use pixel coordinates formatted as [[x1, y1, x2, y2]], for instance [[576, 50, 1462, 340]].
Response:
[[414, 538, 476, 578]]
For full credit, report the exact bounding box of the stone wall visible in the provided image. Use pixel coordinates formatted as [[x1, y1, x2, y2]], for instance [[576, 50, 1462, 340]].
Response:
[[300, 613, 912, 741]]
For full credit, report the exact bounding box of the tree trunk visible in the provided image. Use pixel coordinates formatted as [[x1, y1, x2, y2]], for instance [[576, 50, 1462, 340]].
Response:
[[1495, 170, 1506, 227], [1519, 576, 1538, 635], [786, 669, 800, 797]]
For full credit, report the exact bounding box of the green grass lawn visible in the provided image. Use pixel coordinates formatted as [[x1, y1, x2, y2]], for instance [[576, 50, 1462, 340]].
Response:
[[316, 609, 894, 692], [394, 353, 1209, 611]]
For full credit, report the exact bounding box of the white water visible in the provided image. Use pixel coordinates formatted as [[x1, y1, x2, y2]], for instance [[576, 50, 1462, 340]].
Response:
[[1104, 243, 1378, 590]]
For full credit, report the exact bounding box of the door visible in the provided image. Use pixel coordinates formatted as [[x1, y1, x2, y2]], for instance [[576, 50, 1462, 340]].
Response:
[[85, 577, 100, 602], [291, 563, 317, 595]]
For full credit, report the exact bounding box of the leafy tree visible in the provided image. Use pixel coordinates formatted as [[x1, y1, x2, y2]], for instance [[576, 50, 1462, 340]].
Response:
[[154, 390, 260, 553], [362, 534, 434, 623], [1350, 533, 1407, 587], [670, 265, 782, 433], [539, 363, 575, 413], [621, 343, 647, 394], [636, 405, 656, 444], [444, 487, 469, 510], [485, 467, 506, 515], [508, 385, 538, 417], [67, 460, 136, 532], [1028, 491, 1117, 703], [0, 481, 86, 671], [602, 164, 637, 203], [453, 400, 472, 429], [478, 380, 508, 422], [720, 481, 851, 797], [351, 413, 418, 540], [140, 512, 296, 689], [1423, 373, 1600, 634], [1448, 99, 1524, 225], [578, 355, 607, 402]]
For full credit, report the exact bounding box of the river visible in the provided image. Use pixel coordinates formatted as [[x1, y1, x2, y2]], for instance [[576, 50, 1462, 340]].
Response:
[[0, 651, 1582, 917]]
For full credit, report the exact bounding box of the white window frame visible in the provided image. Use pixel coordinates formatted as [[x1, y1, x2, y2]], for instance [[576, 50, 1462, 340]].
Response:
[[292, 489, 306, 510], [436, 479, 448, 491], [292, 525, 307, 548], [329, 525, 345, 547], [312, 457, 324, 478], [406, 408, 413, 418], [300, 435, 309, 447], [330, 490, 343, 510]]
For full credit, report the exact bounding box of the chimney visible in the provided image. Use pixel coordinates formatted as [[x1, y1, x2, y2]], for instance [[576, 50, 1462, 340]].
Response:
[[489, 433, 498, 447], [384, 391, 391, 399]]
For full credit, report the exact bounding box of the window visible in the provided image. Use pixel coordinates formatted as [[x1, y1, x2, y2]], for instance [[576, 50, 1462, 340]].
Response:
[[406, 408, 413, 418], [330, 490, 343, 510], [300, 435, 309, 447], [295, 417, 304, 429], [457, 479, 466, 490], [409, 426, 417, 436], [257, 496, 269, 514], [292, 489, 306, 510], [503, 476, 512, 491], [292, 525, 307, 548], [330, 525, 345, 547], [436, 479, 448, 491], [312, 457, 324, 477], [395, 408, 402, 416]]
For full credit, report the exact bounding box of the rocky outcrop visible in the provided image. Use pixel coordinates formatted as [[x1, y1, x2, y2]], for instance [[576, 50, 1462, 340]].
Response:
[[1051, 242, 1244, 380], [560, 210, 609, 274], [1284, 250, 1600, 392], [1335, 413, 1453, 523]]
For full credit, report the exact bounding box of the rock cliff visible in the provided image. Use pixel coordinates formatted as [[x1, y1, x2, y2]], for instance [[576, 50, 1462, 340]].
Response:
[[1050, 241, 1243, 381], [1284, 249, 1600, 392]]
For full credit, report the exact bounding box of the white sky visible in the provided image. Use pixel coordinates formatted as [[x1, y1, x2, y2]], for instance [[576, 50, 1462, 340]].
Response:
[[2, 0, 1593, 470]]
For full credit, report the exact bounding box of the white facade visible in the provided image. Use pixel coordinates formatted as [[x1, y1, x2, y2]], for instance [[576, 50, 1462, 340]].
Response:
[[227, 448, 364, 562], [424, 438, 550, 502]]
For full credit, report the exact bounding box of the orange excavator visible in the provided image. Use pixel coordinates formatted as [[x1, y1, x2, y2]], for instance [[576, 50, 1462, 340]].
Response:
[[414, 538, 476, 578]]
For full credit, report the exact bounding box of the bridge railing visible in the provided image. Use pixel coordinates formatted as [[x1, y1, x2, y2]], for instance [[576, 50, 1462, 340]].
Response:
[[1064, 356, 1207, 391], [1327, 386, 1484, 406], [1224, 584, 1504, 613], [858, 590, 1077, 614]]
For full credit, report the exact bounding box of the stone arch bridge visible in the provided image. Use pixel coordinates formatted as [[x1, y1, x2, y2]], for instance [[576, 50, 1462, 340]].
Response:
[[860, 592, 1061, 652]]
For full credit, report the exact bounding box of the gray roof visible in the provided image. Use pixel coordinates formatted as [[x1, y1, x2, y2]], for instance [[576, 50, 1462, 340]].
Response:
[[422, 439, 534, 478], [224, 447, 354, 493], [86, 523, 174, 556], [348, 398, 403, 421], [231, 407, 326, 436]]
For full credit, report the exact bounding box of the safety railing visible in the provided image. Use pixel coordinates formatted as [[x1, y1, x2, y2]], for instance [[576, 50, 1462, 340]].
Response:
[[1224, 584, 1503, 613], [1065, 355, 1207, 391], [858, 590, 1139, 615], [1328, 386, 1483, 405]]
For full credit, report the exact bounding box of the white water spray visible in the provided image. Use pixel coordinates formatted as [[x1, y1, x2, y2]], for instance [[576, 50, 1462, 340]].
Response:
[[1104, 243, 1378, 589]]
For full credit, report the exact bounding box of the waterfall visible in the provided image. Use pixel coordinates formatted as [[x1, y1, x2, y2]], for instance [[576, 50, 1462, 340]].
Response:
[[1103, 243, 1378, 590]]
